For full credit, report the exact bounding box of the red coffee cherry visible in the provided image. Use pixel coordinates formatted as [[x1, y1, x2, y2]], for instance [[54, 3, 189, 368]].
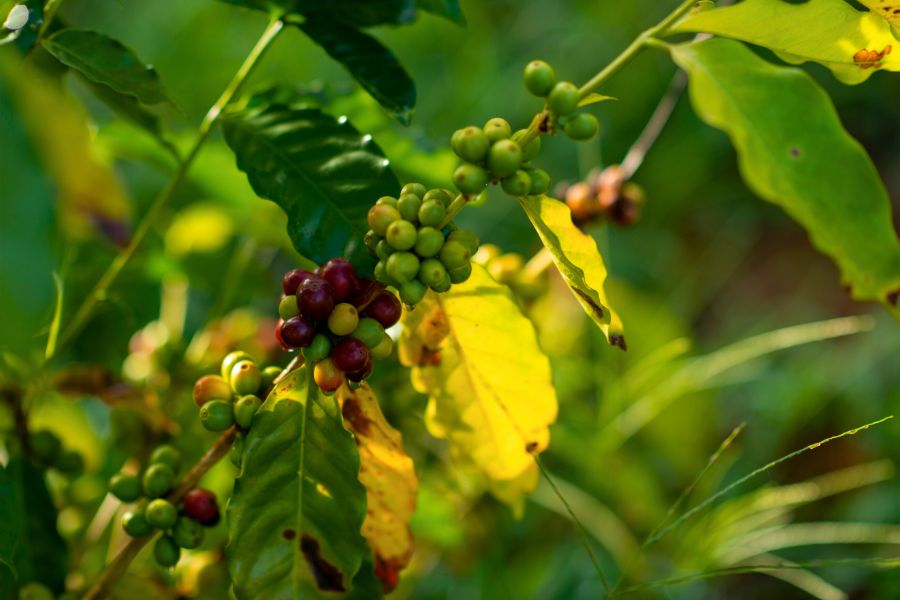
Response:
[[282, 269, 315, 296], [363, 291, 402, 329], [182, 488, 220, 526], [280, 316, 316, 348], [331, 338, 370, 373], [320, 259, 359, 302], [297, 277, 335, 320]]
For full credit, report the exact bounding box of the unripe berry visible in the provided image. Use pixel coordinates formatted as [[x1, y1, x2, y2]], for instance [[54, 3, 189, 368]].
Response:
[[400, 280, 427, 306], [448, 262, 473, 284], [221, 351, 253, 382], [230, 360, 261, 396], [110, 473, 142, 502], [397, 193, 422, 223], [122, 509, 152, 537], [328, 303, 359, 336], [386, 252, 420, 283], [193, 375, 232, 408], [564, 113, 600, 141], [364, 229, 381, 254], [373, 260, 390, 285], [352, 317, 386, 349], [55, 449, 84, 476], [183, 488, 220, 526], [297, 277, 335, 321], [363, 291, 402, 328], [200, 400, 234, 432], [375, 239, 394, 261], [367, 204, 401, 236], [418, 200, 446, 227], [281, 316, 315, 348], [260, 365, 282, 390], [282, 269, 315, 295], [548, 81, 580, 116], [483, 117, 512, 143], [414, 226, 444, 258], [146, 498, 178, 529], [512, 129, 541, 162], [447, 229, 480, 255], [423, 188, 454, 208], [331, 338, 370, 373], [370, 334, 394, 360], [302, 334, 332, 363], [30, 430, 61, 464], [17, 584, 54, 600], [418, 258, 448, 289], [320, 258, 359, 302], [501, 169, 532, 197], [278, 294, 300, 320], [154, 535, 180, 567], [524, 60, 557, 97], [149, 444, 181, 472], [234, 395, 262, 429], [314, 359, 343, 394], [453, 163, 489, 194], [376, 195, 398, 207], [528, 168, 552, 195], [439, 240, 472, 270], [401, 182, 427, 198], [452, 126, 490, 163], [385, 220, 417, 251], [431, 273, 452, 293], [143, 463, 175, 498], [488, 139, 523, 178], [173, 516, 205, 549]]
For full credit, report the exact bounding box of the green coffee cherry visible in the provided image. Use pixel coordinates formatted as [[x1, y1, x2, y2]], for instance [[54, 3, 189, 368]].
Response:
[[385, 220, 417, 251], [564, 113, 600, 141], [146, 498, 178, 529], [230, 361, 261, 396], [414, 227, 444, 258], [143, 463, 175, 498], [193, 374, 232, 407], [110, 473, 142, 502], [418, 200, 446, 227], [173, 516, 205, 549], [397, 194, 422, 222], [149, 444, 181, 472], [303, 334, 332, 363], [18, 583, 54, 600], [234, 395, 262, 429], [374, 261, 390, 285], [452, 163, 489, 194], [376, 195, 398, 208], [229, 435, 244, 469], [371, 334, 394, 360], [30, 430, 61, 464], [364, 230, 381, 254], [221, 351, 252, 382], [431, 274, 452, 293], [501, 170, 532, 197], [260, 365, 282, 390], [423, 188, 454, 208], [510, 129, 540, 162], [439, 241, 472, 270], [524, 60, 557, 97], [448, 262, 473, 284], [328, 303, 359, 336], [527, 168, 552, 195], [400, 280, 427, 306], [122, 509, 152, 537], [154, 535, 180, 568], [447, 230, 480, 255], [200, 400, 234, 432], [375, 239, 395, 261], [483, 117, 512, 143], [418, 259, 449, 288], [487, 139, 523, 178], [386, 252, 420, 283], [548, 81, 579, 116], [55, 450, 84, 476], [452, 126, 490, 163], [401, 182, 427, 198], [367, 204, 401, 236], [278, 295, 299, 320], [352, 318, 386, 349]]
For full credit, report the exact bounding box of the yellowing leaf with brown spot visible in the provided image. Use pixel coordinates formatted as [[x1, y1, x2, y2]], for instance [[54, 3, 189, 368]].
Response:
[[399, 264, 558, 512], [858, 0, 900, 26], [338, 384, 418, 590]]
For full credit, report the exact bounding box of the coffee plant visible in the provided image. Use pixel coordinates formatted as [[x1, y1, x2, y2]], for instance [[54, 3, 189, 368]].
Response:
[[2, 0, 900, 598]]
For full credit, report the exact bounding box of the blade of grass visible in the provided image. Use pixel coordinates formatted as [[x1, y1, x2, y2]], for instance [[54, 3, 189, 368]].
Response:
[[44, 272, 64, 360]]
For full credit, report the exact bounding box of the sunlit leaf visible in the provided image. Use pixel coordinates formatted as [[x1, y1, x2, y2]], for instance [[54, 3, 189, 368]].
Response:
[[226, 368, 370, 598], [671, 38, 900, 306], [857, 0, 900, 27], [399, 264, 557, 511]]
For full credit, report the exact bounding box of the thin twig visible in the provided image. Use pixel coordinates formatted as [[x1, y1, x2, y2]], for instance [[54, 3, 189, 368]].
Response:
[[620, 72, 686, 179]]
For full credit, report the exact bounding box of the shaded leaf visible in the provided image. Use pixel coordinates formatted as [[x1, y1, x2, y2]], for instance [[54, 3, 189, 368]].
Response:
[[296, 18, 416, 124], [416, 0, 466, 24], [222, 97, 400, 274], [671, 38, 900, 305], [399, 265, 557, 511], [226, 368, 370, 598], [858, 0, 900, 27], [672, 0, 900, 85], [217, 0, 416, 26], [42, 29, 170, 105], [339, 384, 418, 591], [519, 195, 625, 347]]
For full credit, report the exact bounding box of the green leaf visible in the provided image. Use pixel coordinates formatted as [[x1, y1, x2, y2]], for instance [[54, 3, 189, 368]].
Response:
[[671, 0, 900, 85], [857, 0, 900, 27], [671, 38, 900, 306], [416, 0, 466, 24], [226, 367, 370, 598], [0, 466, 18, 575], [222, 98, 400, 274], [296, 18, 416, 124], [42, 29, 170, 105], [577, 92, 616, 108], [519, 195, 626, 348], [217, 0, 416, 26]]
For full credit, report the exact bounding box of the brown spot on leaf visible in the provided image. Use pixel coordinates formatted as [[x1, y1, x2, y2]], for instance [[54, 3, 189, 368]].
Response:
[[573, 288, 604, 320], [853, 45, 892, 69], [888, 289, 900, 307], [341, 396, 370, 436], [790, 147, 800, 158], [609, 334, 628, 351], [421, 348, 442, 367], [300, 535, 345, 592], [525, 441, 539, 453], [282, 528, 296, 540]]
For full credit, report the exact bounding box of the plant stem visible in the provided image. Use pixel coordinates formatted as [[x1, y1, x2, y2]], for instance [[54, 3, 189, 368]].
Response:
[[438, 194, 468, 229], [53, 17, 285, 358]]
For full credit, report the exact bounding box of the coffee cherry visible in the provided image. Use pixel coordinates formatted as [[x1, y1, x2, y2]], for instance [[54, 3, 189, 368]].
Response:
[[282, 269, 315, 295], [488, 139, 523, 178], [230, 360, 261, 396], [397, 193, 422, 223], [484, 117, 512, 143], [320, 259, 359, 302], [423, 188, 454, 208], [418, 200, 446, 227], [364, 230, 381, 254], [564, 113, 599, 141], [17, 583, 54, 600], [373, 261, 390, 285], [367, 204, 401, 236], [524, 60, 557, 97], [548, 81, 579, 116], [331, 338, 369, 373], [375, 239, 395, 261], [447, 230, 480, 255], [302, 334, 332, 363], [431, 273, 452, 293], [260, 365, 282, 390], [371, 334, 394, 360], [173, 516, 204, 549], [439, 240, 472, 270], [364, 291, 402, 328], [298, 277, 336, 320], [527, 168, 551, 195], [501, 169, 532, 197], [386, 252, 420, 283], [221, 351, 253, 382], [183, 488, 220, 526], [512, 130, 541, 162], [401, 182, 427, 198], [414, 227, 444, 258], [400, 280, 427, 305], [30, 430, 61, 464], [452, 126, 490, 163], [314, 359, 344, 394], [275, 294, 298, 321], [418, 258, 448, 289], [565, 182, 597, 221], [448, 262, 473, 284], [229, 435, 244, 469], [110, 473, 142, 502], [385, 220, 417, 251], [346, 357, 373, 383], [453, 163, 489, 194], [280, 316, 315, 349], [146, 498, 178, 529], [149, 445, 181, 472], [234, 395, 262, 429], [352, 317, 386, 349], [154, 535, 180, 567], [376, 195, 398, 208], [200, 400, 234, 432], [193, 374, 231, 408], [328, 303, 359, 336], [122, 509, 152, 537], [143, 463, 175, 498], [55, 450, 84, 476]]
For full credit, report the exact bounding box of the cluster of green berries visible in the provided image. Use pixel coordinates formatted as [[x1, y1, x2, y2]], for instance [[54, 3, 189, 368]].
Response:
[[523, 60, 600, 141], [108, 445, 220, 568], [365, 182, 478, 306], [28, 429, 83, 477], [191, 351, 279, 433], [473, 245, 547, 301], [277, 261, 399, 393]]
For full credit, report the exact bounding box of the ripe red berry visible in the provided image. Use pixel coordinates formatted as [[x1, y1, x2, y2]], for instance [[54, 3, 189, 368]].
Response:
[[346, 356, 373, 383], [363, 291, 402, 328], [274, 319, 289, 349], [280, 316, 316, 348], [351, 278, 382, 308], [297, 277, 335, 320], [331, 338, 370, 373], [320, 259, 359, 302], [182, 488, 220, 526], [282, 269, 315, 295]]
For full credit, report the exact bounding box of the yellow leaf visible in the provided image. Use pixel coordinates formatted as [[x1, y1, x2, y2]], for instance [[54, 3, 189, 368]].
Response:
[[339, 384, 418, 588], [858, 0, 900, 27], [400, 265, 558, 511]]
